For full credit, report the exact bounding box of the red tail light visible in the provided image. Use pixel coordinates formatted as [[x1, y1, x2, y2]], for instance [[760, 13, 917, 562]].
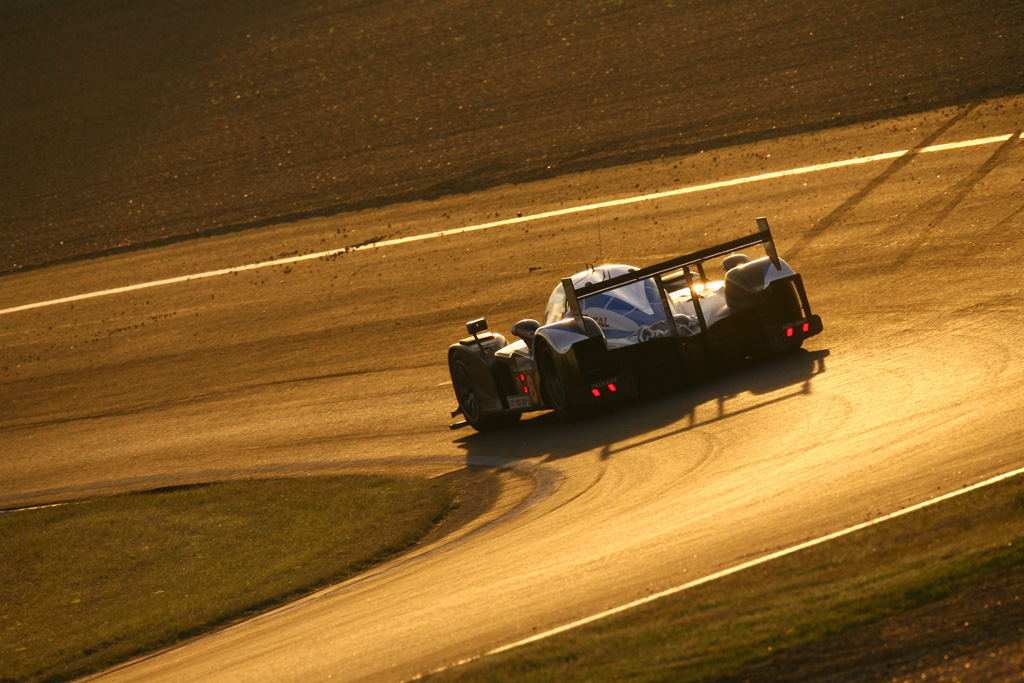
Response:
[[802, 322, 810, 333], [591, 388, 601, 397], [786, 327, 794, 338], [607, 383, 617, 392]]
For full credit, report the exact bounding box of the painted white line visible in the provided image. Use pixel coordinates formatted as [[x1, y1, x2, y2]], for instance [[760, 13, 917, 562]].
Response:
[[0, 255, 328, 316], [440, 463, 1024, 669], [1, 132, 1014, 317], [359, 133, 1013, 252]]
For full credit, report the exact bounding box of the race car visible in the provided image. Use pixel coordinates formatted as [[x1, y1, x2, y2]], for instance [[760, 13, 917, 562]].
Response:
[[448, 217, 822, 431]]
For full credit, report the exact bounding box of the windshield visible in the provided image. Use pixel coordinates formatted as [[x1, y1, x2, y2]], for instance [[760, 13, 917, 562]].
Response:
[[541, 266, 670, 346], [543, 265, 637, 326], [541, 264, 738, 348]]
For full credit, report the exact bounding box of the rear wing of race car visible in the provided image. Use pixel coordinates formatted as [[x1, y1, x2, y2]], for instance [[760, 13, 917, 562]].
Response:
[[562, 216, 783, 336]]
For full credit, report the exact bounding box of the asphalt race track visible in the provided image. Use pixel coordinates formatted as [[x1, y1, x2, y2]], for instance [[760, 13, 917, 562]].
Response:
[[2, 2, 1024, 681], [2, 96, 1023, 681]]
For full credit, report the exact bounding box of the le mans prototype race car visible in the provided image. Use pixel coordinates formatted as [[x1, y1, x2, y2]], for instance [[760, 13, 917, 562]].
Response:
[[448, 217, 822, 431]]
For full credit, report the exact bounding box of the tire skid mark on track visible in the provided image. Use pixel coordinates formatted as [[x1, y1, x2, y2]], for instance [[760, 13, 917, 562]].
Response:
[[527, 454, 608, 521]]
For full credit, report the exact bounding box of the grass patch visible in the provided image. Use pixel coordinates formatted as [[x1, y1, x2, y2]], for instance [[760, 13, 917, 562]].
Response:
[[429, 474, 1024, 682], [0, 475, 455, 683]]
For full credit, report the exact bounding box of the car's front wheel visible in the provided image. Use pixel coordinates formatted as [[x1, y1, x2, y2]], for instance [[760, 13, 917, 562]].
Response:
[[451, 357, 519, 431]]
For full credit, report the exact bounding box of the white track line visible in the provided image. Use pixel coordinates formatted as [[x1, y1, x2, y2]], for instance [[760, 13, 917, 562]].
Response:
[[1, 132, 1015, 317], [429, 464, 1024, 675]]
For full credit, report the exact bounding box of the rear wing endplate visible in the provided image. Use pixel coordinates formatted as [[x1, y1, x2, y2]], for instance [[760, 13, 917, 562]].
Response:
[[757, 216, 782, 271], [561, 276, 586, 332]]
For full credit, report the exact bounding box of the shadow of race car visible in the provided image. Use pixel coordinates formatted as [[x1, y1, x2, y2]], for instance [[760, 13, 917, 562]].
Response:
[[448, 217, 823, 431]]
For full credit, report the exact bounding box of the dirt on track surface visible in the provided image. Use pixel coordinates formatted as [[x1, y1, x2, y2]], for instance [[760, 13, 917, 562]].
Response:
[[1, 0, 1022, 273]]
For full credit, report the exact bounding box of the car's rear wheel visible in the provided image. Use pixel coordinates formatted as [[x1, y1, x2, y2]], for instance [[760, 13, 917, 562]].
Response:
[[538, 348, 578, 422]]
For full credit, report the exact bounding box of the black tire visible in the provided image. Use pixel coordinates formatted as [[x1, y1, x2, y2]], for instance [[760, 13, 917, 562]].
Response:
[[537, 347, 578, 422], [450, 357, 519, 432]]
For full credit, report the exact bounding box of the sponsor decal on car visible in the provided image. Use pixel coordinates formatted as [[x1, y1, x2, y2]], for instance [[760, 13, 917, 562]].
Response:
[[519, 371, 543, 406]]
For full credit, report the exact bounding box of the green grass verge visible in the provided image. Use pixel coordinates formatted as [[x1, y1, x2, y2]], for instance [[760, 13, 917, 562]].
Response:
[[428, 474, 1024, 682], [0, 475, 455, 683]]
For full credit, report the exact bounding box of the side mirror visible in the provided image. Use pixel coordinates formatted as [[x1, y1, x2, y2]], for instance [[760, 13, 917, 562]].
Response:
[[466, 318, 488, 337], [510, 319, 541, 349]]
